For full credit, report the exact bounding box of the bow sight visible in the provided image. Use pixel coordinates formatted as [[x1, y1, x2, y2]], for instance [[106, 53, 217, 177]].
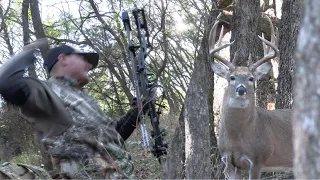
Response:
[[122, 8, 168, 163]]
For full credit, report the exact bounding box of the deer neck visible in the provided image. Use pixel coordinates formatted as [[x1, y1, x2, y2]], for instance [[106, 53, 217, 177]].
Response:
[[221, 92, 257, 134]]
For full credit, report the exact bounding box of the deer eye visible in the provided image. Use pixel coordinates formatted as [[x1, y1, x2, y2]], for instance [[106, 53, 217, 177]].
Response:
[[230, 76, 235, 81], [249, 77, 254, 82]]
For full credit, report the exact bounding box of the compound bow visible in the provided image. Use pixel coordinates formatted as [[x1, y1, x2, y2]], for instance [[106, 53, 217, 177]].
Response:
[[122, 8, 168, 163]]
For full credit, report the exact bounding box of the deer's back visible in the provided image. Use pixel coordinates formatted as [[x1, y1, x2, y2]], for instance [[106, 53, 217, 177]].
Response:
[[256, 107, 293, 167], [256, 107, 292, 138]]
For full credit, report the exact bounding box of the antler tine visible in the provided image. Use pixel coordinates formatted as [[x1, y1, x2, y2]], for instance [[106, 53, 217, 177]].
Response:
[[209, 13, 222, 50], [250, 15, 279, 71], [209, 12, 235, 70], [261, 33, 268, 55]]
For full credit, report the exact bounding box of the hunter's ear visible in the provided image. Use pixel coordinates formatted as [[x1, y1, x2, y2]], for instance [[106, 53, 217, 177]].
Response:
[[211, 62, 229, 79], [253, 62, 272, 80], [56, 54, 68, 66]]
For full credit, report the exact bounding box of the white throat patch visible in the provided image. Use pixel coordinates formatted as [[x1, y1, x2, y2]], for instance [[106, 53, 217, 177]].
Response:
[[229, 98, 249, 108]]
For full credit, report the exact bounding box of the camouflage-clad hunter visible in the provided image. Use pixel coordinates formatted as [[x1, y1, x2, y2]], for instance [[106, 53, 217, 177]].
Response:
[[0, 39, 147, 179]]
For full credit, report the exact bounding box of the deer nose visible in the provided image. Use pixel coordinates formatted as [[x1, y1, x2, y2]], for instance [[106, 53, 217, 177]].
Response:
[[236, 84, 247, 96]]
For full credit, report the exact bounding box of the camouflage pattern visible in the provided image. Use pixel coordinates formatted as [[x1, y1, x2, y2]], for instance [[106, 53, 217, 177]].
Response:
[[40, 76, 136, 179], [0, 162, 52, 179]]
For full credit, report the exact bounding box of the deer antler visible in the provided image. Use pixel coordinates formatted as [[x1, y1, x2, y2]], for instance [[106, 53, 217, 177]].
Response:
[[249, 15, 279, 71], [209, 12, 235, 71]]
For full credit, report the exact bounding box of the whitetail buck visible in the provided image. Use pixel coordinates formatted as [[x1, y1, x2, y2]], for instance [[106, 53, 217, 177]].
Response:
[[210, 14, 293, 179]]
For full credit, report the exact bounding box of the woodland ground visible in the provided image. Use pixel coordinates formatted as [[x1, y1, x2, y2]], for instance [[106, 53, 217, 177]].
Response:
[[5, 111, 293, 179], [7, 113, 179, 179]]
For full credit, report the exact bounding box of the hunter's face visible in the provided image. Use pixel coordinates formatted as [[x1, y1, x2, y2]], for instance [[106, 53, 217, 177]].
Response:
[[64, 54, 92, 86]]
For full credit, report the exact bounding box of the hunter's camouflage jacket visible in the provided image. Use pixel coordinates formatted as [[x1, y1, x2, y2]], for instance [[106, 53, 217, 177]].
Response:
[[19, 76, 136, 179]]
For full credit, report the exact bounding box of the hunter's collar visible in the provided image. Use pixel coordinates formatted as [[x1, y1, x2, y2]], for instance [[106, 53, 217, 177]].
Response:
[[48, 76, 83, 88]]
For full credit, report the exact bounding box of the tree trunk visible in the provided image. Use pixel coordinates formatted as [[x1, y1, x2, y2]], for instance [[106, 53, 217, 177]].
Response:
[[183, 10, 217, 180], [276, 0, 303, 109], [293, 1, 320, 178], [22, 0, 36, 78], [162, 106, 185, 179], [230, 0, 262, 66], [29, 0, 49, 57], [231, 0, 271, 108], [183, 40, 213, 178], [22, 0, 38, 78], [22, 0, 30, 46], [163, 6, 218, 179]]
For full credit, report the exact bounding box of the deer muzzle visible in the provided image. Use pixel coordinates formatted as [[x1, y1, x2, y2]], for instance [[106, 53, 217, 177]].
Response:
[[236, 84, 247, 96]]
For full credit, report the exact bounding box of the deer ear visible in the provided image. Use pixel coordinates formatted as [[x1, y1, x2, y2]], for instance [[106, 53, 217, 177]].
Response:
[[211, 62, 229, 79], [253, 62, 272, 80]]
